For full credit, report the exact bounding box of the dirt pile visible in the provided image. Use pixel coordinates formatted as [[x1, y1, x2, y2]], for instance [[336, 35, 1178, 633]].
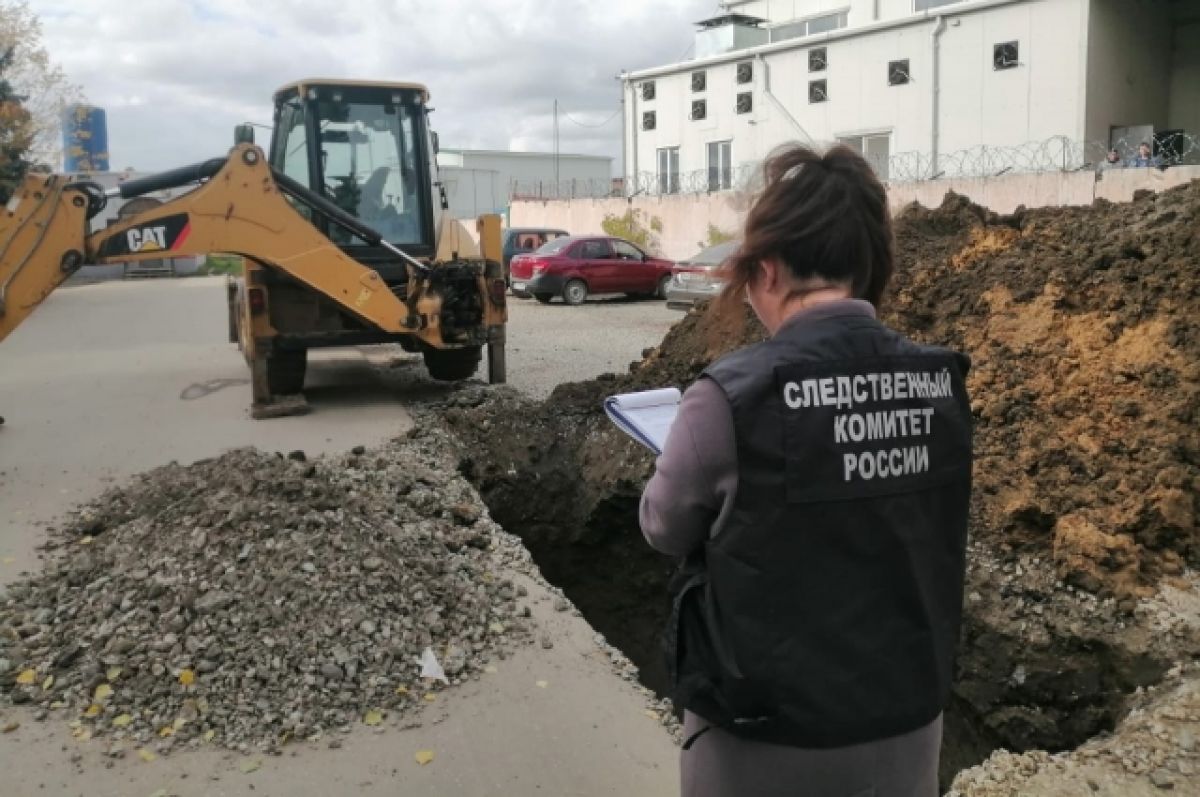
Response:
[[0, 428, 534, 754], [444, 180, 1200, 784], [949, 662, 1200, 796]]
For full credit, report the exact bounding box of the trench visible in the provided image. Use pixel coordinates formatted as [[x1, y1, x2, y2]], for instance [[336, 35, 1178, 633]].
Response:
[[450, 405, 1174, 790]]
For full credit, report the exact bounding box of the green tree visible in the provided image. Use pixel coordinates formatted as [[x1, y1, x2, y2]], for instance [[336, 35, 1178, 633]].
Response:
[[0, 1, 82, 167], [601, 208, 664, 254], [0, 46, 32, 203]]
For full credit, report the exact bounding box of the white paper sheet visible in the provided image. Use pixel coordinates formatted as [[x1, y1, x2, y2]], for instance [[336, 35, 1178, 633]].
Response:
[[603, 387, 682, 454]]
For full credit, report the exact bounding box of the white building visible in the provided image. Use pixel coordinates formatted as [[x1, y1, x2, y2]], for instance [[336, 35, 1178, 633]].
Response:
[[437, 149, 614, 220], [621, 0, 1200, 191]]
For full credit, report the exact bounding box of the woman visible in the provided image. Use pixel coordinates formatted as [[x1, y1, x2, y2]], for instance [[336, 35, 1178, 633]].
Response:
[[640, 144, 973, 797]]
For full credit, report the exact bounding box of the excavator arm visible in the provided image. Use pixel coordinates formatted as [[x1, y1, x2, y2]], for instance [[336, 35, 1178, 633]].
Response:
[[0, 144, 505, 348]]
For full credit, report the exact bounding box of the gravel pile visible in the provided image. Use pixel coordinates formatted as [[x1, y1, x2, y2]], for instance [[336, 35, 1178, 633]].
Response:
[[0, 427, 534, 755]]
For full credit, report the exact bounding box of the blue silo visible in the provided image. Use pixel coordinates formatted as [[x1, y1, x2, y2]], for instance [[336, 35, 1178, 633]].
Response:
[[62, 104, 110, 172]]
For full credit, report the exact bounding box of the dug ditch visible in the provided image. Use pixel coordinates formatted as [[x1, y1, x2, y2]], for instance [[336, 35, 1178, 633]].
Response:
[[442, 184, 1200, 788]]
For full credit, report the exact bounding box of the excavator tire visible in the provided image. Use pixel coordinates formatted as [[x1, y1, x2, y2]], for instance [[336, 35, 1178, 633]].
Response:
[[423, 346, 482, 382], [266, 349, 307, 395]]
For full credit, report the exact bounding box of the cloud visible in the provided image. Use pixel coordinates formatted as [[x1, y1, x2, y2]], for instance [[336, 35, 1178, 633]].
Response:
[[30, 0, 716, 171]]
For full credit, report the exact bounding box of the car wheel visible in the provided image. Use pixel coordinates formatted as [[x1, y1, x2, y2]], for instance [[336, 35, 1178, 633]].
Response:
[[534, 293, 554, 304], [562, 279, 588, 306], [656, 275, 672, 299]]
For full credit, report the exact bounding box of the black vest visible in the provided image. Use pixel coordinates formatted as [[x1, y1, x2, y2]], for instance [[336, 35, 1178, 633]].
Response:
[[666, 307, 973, 749]]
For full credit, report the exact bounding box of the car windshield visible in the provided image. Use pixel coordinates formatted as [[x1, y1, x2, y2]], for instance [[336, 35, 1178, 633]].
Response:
[[538, 237, 574, 255], [681, 239, 739, 268]]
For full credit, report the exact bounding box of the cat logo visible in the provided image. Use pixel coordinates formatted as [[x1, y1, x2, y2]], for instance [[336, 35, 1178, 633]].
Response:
[[126, 226, 168, 253]]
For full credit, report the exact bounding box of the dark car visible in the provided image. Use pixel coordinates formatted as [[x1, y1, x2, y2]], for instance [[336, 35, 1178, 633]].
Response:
[[509, 235, 675, 305], [665, 240, 739, 311], [502, 227, 569, 278]]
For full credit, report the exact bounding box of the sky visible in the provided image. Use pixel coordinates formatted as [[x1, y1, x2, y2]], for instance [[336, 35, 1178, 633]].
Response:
[[29, 0, 719, 173]]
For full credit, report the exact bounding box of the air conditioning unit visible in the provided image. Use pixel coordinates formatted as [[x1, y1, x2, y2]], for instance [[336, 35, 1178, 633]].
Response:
[[736, 62, 753, 84], [736, 92, 753, 115], [809, 47, 827, 72], [808, 80, 827, 103], [642, 81, 656, 101], [993, 42, 1019, 70], [643, 111, 656, 131], [691, 71, 707, 92], [691, 100, 707, 121], [888, 60, 911, 86]]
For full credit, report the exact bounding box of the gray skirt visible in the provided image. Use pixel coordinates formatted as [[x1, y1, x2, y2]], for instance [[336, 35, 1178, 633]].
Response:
[[680, 711, 942, 797]]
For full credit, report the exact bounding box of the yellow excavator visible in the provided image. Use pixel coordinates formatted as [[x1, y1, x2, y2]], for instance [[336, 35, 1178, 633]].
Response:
[[0, 78, 507, 420]]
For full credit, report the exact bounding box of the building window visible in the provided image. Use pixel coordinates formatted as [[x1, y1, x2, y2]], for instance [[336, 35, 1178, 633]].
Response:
[[736, 92, 753, 114], [691, 71, 707, 92], [914, 0, 963, 11], [707, 141, 732, 192], [839, 132, 891, 179], [642, 111, 656, 131], [771, 11, 848, 43], [809, 47, 827, 72], [736, 62, 753, 84], [888, 60, 911, 86], [808, 79, 828, 103], [658, 147, 680, 195], [691, 100, 707, 121], [641, 81, 656, 101], [993, 41, 1019, 70]]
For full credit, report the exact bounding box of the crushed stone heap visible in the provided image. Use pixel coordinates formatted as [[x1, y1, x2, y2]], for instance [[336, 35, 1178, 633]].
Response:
[[0, 428, 534, 754]]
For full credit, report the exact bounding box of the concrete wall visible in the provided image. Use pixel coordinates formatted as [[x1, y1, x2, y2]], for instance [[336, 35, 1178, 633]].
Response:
[[1168, 1, 1200, 134], [1083, 0, 1173, 145], [625, 0, 1088, 184], [511, 167, 1200, 260]]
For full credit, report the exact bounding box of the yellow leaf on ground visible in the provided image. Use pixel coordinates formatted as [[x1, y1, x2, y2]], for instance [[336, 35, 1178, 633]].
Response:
[[178, 669, 195, 686], [422, 693, 436, 703], [94, 683, 113, 702], [83, 704, 102, 718], [159, 726, 175, 737], [78, 536, 93, 545], [112, 714, 133, 728], [173, 717, 188, 730], [536, 680, 549, 689], [49, 701, 65, 710], [239, 758, 262, 774], [42, 675, 54, 691], [137, 748, 157, 762], [106, 667, 122, 682], [414, 750, 434, 766], [394, 685, 409, 696], [15, 669, 36, 685], [203, 730, 216, 743], [364, 709, 383, 726], [73, 728, 92, 742]]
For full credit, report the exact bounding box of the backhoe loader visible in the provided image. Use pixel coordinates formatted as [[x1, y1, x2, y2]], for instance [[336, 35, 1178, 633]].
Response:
[[0, 78, 506, 420]]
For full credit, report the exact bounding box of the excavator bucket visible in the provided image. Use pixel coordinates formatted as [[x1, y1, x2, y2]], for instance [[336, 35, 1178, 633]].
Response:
[[0, 173, 91, 344]]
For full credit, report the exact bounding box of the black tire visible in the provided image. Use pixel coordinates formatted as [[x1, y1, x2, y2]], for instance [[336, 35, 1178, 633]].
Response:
[[656, 275, 672, 300], [423, 346, 482, 381], [534, 293, 554, 304], [562, 279, 588, 306], [266, 349, 306, 395]]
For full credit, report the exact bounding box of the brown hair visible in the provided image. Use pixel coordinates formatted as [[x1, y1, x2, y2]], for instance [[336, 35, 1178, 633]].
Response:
[[717, 144, 894, 313]]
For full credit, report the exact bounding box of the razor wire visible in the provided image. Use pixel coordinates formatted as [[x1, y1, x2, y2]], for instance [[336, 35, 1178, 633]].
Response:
[[508, 134, 1200, 201]]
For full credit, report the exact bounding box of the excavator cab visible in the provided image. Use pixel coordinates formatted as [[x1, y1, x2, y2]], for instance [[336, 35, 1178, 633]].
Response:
[[268, 80, 440, 282]]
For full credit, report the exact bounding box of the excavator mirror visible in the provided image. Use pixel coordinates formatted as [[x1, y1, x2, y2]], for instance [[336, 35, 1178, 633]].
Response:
[[234, 124, 255, 145]]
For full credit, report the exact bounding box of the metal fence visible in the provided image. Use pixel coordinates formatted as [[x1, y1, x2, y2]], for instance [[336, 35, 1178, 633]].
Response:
[[509, 133, 1200, 201]]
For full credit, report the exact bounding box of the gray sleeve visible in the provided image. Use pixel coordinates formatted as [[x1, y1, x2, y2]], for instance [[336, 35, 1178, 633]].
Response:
[[639, 377, 738, 558]]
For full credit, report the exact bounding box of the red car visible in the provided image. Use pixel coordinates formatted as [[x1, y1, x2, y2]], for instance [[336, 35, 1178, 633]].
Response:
[[509, 235, 675, 305]]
